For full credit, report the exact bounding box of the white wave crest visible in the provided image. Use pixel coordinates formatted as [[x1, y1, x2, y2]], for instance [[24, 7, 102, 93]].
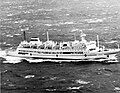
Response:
[[26, 59, 45, 63], [67, 86, 83, 90], [24, 75, 35, 79], [0, 50, 6, 57], [75, 79, 90, 84], [3, 56, 22, 64], [0, 49, 23, 64]]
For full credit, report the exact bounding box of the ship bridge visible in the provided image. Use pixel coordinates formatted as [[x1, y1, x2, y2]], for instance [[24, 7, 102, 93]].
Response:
[[30, 37, 42, 45]]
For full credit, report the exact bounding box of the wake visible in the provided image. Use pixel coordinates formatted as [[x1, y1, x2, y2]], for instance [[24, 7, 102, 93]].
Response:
[[0, 50, 22, 64]]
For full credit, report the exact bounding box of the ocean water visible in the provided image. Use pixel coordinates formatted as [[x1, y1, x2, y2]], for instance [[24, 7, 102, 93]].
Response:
[[1, 0, 120, 93]]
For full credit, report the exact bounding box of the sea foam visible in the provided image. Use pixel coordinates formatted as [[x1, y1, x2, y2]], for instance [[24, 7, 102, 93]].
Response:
[[0, 49, 22, 64]]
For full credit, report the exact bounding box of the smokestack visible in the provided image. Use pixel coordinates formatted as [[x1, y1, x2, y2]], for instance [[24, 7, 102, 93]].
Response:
[[23, 31, 26, 41]]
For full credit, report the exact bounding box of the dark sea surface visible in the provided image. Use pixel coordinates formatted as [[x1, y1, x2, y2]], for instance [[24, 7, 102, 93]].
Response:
[[1, 58, 120, 93], [1, 0, 120, 93]]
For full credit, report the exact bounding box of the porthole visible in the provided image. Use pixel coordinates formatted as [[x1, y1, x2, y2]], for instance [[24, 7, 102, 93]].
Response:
[[56, 55, 58, 57], [84, 54, 87, 57]]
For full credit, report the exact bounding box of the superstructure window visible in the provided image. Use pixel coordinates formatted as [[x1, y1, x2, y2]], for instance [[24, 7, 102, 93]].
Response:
[[18, 52, 28, 55], [30, 39, 38, 41], [77, 52, 83, 54], [89, 48, 95, 51], [37, 51, 41, 53], [63, 52, 72, 54]]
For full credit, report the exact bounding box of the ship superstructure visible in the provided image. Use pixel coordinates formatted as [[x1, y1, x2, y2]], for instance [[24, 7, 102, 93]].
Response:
[[6, 30, 120, 63]]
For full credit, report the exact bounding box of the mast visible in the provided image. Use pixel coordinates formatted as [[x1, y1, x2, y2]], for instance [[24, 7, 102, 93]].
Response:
[[117, 43, 119, 49], [47, 31, 49, 41], [80, 31, 86, 43], [97, 35, 99, 48]]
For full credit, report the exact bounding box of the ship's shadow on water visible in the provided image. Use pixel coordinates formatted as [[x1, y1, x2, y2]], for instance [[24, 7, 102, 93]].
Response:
[[1, 59, 120, 93]]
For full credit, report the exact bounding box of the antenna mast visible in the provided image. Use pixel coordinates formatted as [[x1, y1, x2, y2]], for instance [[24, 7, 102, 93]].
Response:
[[97, 35, 99, 48], [117, 43, 119, 49], [80, 30, 86, 42], [47, 32, 49, 41]]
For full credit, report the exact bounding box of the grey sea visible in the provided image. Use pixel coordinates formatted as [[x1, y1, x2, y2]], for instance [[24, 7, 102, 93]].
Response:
[[1, 57, 120, 93], [1, 0, 120, 93]]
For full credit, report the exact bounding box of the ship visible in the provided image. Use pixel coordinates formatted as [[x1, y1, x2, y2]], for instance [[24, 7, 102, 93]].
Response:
[[5, 30, 120, 63]]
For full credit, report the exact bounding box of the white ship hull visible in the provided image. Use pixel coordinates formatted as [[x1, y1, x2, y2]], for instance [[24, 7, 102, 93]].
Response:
[[6, 48, 120, 63]]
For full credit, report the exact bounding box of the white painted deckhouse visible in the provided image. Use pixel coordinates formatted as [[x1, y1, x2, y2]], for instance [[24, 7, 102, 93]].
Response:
[[6, 30, 120, 62]]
